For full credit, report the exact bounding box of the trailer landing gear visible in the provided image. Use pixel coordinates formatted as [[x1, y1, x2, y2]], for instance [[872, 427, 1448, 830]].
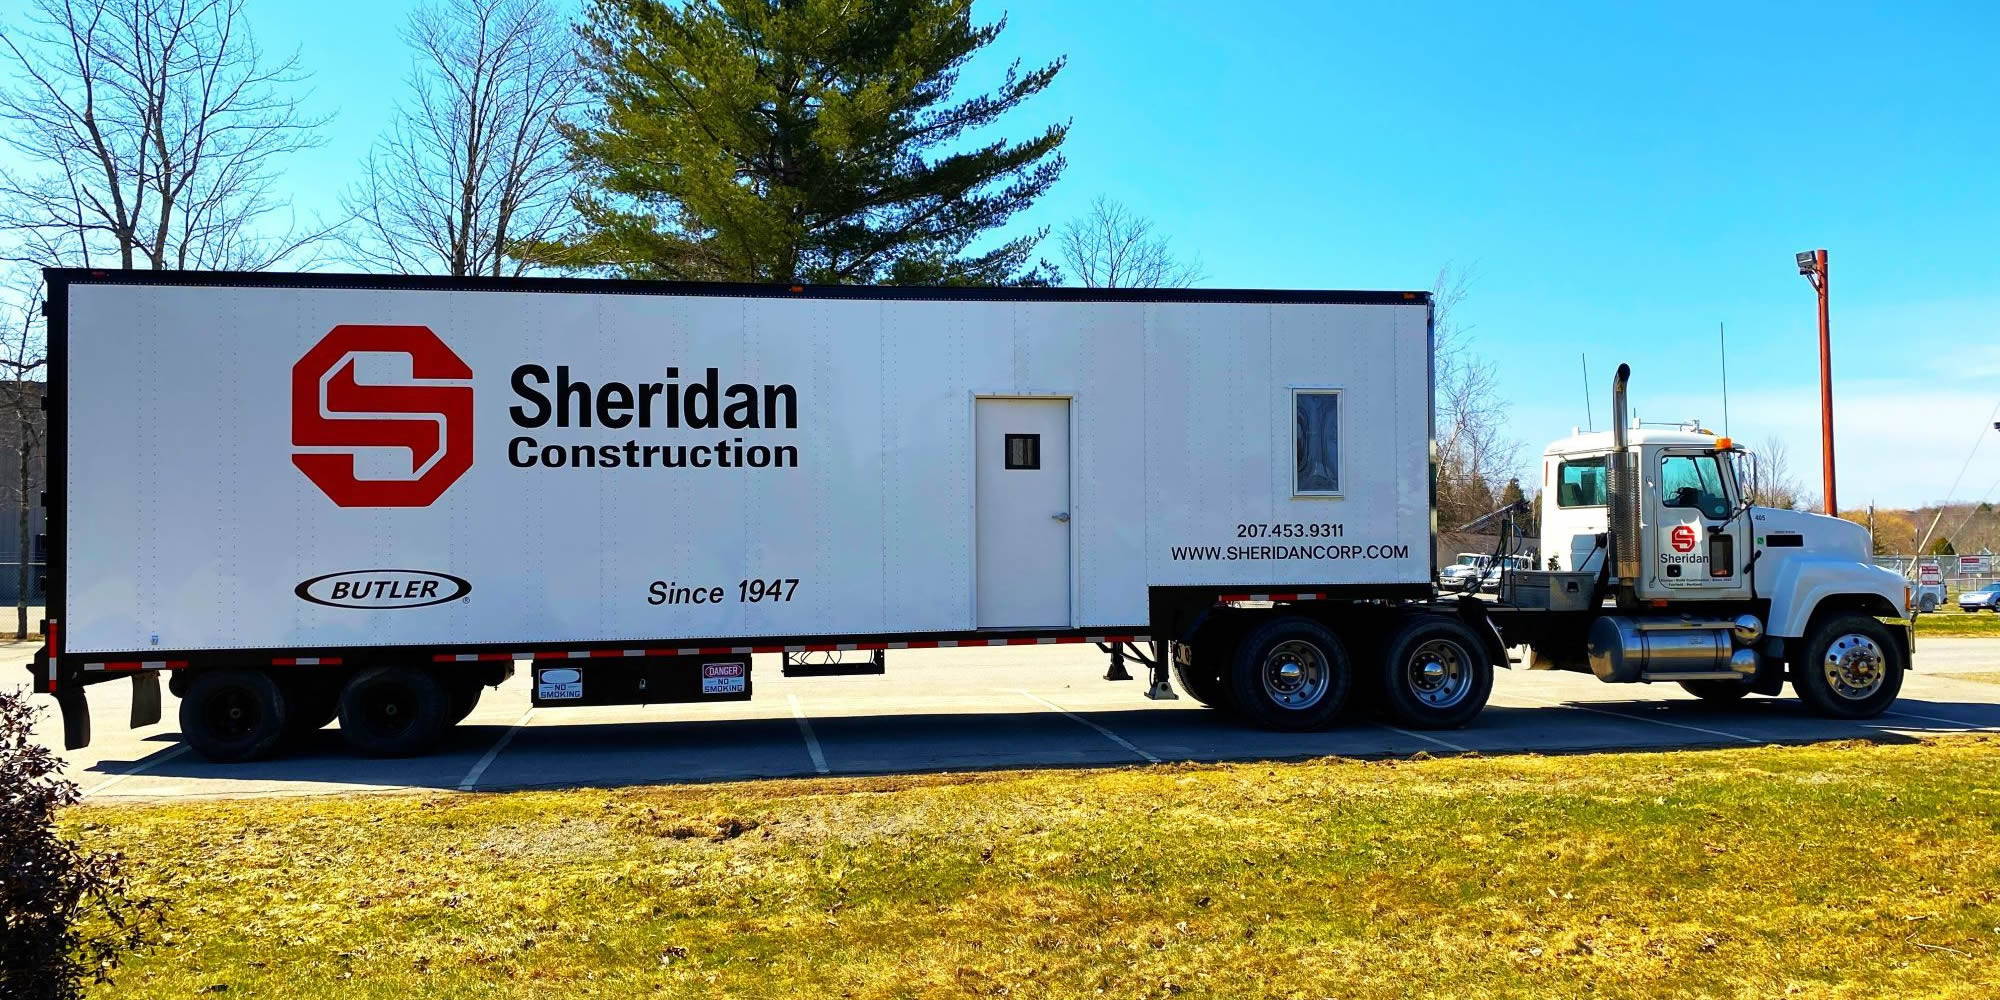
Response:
[[1100, 641, 1177, 700]]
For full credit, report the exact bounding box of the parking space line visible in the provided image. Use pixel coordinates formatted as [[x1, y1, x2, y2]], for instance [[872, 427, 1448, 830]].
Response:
[[1883, 709, 2000, 730], [1512, 695, 1760, 743], [83, 744, 189, 798], [457, 708, 534, 791], [1376, 723, 1471, 753], [787, 694, 830, 774], [1015, 689, 1160, 763]]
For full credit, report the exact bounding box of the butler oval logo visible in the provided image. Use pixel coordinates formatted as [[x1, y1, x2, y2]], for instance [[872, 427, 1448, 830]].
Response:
[[295, 569, 470, 609]]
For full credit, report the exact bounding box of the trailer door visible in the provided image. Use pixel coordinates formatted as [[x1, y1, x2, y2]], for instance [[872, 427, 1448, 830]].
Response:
[[975, 398, 1071, 628]]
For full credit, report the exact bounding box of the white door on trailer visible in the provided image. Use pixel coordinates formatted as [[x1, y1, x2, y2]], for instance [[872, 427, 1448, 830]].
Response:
[[975, 398, 1071, 628]]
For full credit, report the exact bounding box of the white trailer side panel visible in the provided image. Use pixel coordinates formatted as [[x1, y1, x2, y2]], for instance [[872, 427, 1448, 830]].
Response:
[[60, 280, 1430, 655]]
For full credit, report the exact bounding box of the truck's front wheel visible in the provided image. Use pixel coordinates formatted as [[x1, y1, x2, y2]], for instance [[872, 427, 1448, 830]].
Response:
[[1378, 618, 1492, 729], [181, 670, 288, 762], [1793, 614, 1904, 719], [338, 667, 452, 757], [1226, 617, 1350, 731]]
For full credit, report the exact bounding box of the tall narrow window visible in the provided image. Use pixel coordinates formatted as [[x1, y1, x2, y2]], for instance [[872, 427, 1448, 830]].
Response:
[[1293, 390, 1340, 495]]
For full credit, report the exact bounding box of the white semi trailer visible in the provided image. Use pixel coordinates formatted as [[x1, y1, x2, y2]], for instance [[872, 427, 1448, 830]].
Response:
[[28, 270, 1913, 761]]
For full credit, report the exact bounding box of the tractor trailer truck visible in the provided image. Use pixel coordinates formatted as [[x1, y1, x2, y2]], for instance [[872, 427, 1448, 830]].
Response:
[[28, 270, 1913, 761]]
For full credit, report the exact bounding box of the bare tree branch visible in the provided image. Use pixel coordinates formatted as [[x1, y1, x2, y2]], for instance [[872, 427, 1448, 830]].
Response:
[[0, 0, 334, 272], [1057, 195, 1203, 288], [1432, 263, 1523, 531], [341, 0, 582, 277]]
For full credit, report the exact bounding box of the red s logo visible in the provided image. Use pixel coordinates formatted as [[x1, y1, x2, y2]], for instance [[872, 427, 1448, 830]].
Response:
[[292, 325, 473, 507], [1670, 524, 1698, 554]]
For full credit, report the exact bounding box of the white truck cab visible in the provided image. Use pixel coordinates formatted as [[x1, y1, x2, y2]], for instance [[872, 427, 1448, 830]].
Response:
[[1440, 553, 1492, 587], [1487, 364, 1912, 718]]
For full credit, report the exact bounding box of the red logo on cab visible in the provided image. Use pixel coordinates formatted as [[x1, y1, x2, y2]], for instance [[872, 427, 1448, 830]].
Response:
[[1670, 524, 1698, 553]]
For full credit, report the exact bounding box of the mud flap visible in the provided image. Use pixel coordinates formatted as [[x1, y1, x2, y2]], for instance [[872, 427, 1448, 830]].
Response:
[[55, 686, 90, 750], [131, 671, 162, 728]]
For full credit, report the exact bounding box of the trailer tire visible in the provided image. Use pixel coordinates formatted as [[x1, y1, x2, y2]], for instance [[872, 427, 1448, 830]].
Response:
[[1378, 617, 1492, 729], [1226, 617, 1350, 731], [338, 667, 452, 757], [281, 677, 343, 740], [447, 681, 483, 726], [1171, 646, 1232, 711], [1792, 614, 1904, 719], [1678, 679, 1750, 703], [180, 670, 288, 763]]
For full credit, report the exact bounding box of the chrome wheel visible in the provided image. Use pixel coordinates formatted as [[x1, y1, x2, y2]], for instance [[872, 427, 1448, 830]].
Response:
[[1405, 638, 1473, 709], [1261, 639, 1331, 710], [1822, 633, 1888, 701]]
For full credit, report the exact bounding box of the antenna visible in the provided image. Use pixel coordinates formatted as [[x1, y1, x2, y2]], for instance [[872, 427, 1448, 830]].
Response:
[[1581, 353, 1594, 431], [1718, 321, 1731, 437]]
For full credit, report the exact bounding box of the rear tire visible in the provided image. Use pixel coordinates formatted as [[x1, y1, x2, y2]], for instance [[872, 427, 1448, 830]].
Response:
[[1918, 594, 1937, 614], [447, 681, 483, 725], [1225, 617, 1350, 732], [338, 667, 451, 757], [180, 670, 288, 763], [1171, 644, 1232, 711], [1678, 679, 1751, 703], [281, 675, 342, 741], [1792, 614, 1904, 719], [1377, 617, 1492, 729]]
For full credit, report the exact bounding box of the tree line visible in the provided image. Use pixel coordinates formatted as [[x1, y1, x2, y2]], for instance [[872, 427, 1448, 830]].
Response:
[[0, 0, 1218, 287], [0, 0, 1525, 596]]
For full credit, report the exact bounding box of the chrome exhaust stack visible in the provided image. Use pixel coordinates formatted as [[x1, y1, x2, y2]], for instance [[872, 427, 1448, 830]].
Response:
[[1608, 363, 1639, 584]]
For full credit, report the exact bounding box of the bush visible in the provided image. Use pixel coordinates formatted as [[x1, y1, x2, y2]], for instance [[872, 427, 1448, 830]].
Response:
[[1, 689, 164, 999]]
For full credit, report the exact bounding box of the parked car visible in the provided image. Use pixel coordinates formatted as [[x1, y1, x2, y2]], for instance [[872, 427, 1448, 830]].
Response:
[[1440, 552, 1491, 589], [1959, 582, 2000, 612]]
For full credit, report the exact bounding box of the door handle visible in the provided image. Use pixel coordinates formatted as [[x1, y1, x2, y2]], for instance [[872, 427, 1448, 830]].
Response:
[[1051, 512, 1070, 523]]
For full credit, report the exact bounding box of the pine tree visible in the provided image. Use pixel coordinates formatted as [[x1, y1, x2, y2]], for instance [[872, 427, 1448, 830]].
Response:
[[532, 0, 1067, 285]]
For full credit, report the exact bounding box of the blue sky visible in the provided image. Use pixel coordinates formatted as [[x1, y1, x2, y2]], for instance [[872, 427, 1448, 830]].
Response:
[[23, 0, 2000, 508]]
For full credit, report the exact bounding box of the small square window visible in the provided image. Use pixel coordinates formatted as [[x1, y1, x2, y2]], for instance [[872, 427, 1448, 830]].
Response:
[[1005, 434, 1040, 470], [1294, 390, 1340, 495]]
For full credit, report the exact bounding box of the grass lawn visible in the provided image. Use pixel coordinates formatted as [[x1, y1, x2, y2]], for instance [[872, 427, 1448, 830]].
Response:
[[1915, 612, 2000, 638], [77, 738, 2000, 999]]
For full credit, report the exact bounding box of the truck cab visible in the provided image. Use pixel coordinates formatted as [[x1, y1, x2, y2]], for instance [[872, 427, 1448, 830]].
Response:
[[1490, 364, 1912, 718]]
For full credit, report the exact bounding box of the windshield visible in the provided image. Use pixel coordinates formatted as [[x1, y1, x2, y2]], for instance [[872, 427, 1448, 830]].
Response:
[[1455, 555, 1482, 566], [1984, 584, 2000, 593]]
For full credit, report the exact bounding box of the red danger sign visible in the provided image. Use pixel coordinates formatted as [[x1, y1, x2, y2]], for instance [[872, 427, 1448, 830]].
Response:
[[1670, 524, 1698, 554]]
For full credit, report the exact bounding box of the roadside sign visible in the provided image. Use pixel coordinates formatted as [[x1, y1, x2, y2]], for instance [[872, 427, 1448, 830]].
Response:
[[1960, 554, 1989, 575], [1918, 563, 1943, 586]]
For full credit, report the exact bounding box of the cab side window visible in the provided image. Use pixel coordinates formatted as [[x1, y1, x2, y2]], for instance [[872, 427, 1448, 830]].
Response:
[[1556, 457, 1606, 508]]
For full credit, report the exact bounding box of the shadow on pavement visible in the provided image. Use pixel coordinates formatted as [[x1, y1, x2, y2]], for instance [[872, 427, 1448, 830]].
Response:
[[69, 694, 1996, 797]]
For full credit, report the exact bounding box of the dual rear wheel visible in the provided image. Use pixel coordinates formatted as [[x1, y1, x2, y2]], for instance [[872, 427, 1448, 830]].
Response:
[[1179, 614, 1494, 732], [180, 665, 486, 762]]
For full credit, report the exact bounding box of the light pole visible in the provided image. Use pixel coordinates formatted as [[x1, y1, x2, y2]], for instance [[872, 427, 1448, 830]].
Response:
[[1797, 249, 1835, 514]]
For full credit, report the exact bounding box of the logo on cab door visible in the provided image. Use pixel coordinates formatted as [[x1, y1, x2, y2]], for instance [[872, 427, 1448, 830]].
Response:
[[292, 324, 474, 507], [1670, 524, 1698, 553], [295, 569, 471, 609]]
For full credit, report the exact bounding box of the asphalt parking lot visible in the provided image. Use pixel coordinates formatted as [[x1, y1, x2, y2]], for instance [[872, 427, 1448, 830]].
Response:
[[20, 638, 2000, 801]]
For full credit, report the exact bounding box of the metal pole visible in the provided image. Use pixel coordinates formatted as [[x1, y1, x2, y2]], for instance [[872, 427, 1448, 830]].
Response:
[[1815, 249, 1836, 514]]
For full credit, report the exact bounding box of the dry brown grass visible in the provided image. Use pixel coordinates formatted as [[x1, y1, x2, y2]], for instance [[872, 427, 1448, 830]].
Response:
[[75, 737, 2000, 998]]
